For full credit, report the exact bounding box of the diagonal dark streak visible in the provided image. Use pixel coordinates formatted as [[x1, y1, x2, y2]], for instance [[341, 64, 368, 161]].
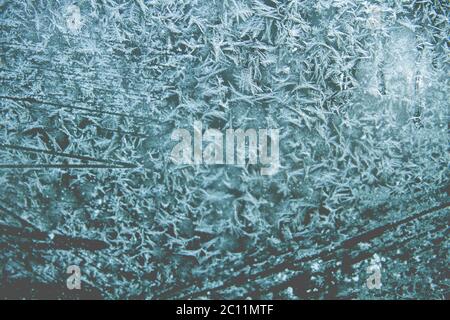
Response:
[[253, 222, 448, 299], [0, 223, 109, 251], [0, 163, 136, 169], [168, 201, 449, 299], [0, 95, 153, 121], [0, 66, 168, 99], [0, 204, 38, 231], [341, 201, 450, 248], [0, 143, 138, 168]]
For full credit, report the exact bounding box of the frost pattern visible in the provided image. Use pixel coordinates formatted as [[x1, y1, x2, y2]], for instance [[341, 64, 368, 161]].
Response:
[[0, 0, 448, 299]]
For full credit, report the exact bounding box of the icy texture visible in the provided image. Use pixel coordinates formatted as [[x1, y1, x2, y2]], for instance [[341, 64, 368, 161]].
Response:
[[0, 0, 448, 299]]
